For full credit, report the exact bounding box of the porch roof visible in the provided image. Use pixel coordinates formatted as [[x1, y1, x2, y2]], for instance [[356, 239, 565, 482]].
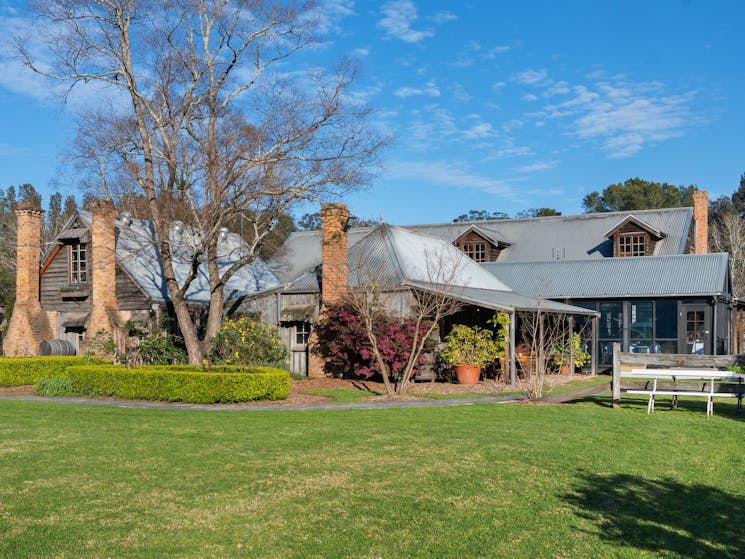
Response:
[[404, 281, 600, 316]]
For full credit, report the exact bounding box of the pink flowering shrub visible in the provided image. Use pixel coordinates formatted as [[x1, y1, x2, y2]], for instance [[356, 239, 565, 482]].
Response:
[[313, 302, 434, 380]]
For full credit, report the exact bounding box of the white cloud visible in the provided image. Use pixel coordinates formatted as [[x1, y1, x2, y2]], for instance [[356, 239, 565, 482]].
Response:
[[313, 0, 357, 33], [351, 47, 370, 57], [388, 160, 514, 195], [484, 46, 511, 58], [379, 0, 434, 43], [537, 79, 697, 158], [394, 81, 440, 98], [515, 160, 559, 173], [515, 69, 549, 85], [431, 11, 457, 24], [462, 123, 495, 140], [452, 82, 472, 103], [522, 93, 538, 102]]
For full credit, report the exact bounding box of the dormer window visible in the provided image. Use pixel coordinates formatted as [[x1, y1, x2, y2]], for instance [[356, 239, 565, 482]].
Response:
[[618, 233, 646, 257], [453, 225, 510, 263], [604, 216, 665, 258], [463, 241, 487, 262], [70, 243, 88, 283]]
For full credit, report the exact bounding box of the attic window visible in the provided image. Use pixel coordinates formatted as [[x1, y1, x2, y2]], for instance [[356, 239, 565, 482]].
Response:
[[462, 241, 487, 262], [69, 243, 88, 283], [618, 233, 646, 257]]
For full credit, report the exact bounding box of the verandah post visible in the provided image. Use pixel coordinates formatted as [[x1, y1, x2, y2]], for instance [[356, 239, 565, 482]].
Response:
[[612, 342, 621, 408]]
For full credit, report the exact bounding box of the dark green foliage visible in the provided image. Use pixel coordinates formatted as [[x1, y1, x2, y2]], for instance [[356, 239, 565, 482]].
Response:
[[453, 210, 510, 222], [297, 211, 379, 231], [0, 357, 97, 386], [63, 364, 290, 403], [515, 207, 561, 218], [33, 377, 79, 397], [209, 317, 286, 366], [582, 177, 697, 212]]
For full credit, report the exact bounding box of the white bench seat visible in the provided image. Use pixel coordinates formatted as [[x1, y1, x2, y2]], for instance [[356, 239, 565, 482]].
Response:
[[621, 372, 745, 417]]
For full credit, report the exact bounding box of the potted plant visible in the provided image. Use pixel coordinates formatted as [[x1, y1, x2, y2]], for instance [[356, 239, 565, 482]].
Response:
[[439, 325, 499, 384], [552, 332, 590, 374]]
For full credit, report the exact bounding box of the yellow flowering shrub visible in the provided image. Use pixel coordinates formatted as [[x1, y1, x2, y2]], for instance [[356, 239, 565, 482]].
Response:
[[209, 317, 286, 366]]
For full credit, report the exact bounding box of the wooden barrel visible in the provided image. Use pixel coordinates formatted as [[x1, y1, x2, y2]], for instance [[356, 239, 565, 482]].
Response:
[[39, 339, 77, 356]]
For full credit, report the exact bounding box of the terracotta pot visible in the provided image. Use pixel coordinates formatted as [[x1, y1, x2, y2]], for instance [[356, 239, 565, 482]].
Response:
[[455, 364, 481, 384], [559, 364, 569, 376]]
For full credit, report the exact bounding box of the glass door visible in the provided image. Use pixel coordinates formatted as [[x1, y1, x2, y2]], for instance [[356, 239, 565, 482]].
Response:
[[679, 304, 711, 354]]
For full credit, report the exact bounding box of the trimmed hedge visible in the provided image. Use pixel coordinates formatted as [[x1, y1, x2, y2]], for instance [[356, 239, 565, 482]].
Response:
[[63, 365, 290, 403], [0, 357, 98, 387]]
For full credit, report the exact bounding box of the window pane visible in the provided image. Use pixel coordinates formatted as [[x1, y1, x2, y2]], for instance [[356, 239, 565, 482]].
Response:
[[655, 300, 677, 339], [599, 302, 623, 339], [630, 302, 653, 339]]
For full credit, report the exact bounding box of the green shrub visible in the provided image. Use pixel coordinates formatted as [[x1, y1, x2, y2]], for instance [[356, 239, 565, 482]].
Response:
[[34, 377, 79, 397], [0, 357, 98, 387], [63, 365, 290, 403], [209, 317, 286, 366]]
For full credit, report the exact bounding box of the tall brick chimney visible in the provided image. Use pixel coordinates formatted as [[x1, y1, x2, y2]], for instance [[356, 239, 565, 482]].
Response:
[[693, 190, 708, 255], [2, 202, 54, 355], [306, 203, 350, 378], [86, 199, 119, 337], [320, 203, 350, 306]]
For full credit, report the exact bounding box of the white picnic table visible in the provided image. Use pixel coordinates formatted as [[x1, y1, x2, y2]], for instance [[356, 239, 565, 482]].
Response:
[[624, 368, 745, 417]]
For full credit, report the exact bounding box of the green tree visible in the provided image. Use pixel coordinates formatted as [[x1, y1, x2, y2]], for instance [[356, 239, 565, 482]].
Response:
[[515, 208, 561, 218], [582, 178, 697, 213], [453, 210, 510, 222]]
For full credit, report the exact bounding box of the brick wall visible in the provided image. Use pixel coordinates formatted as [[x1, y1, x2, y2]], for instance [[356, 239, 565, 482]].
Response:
[[693, 190, 708, 254], [2, 203, 54, 355]]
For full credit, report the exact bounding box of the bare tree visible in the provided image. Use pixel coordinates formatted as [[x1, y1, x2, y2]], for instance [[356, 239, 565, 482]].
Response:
[[518, 305, 572, 400], [711, 213, 745, 299], [347, 249, 463, 396], [21, 1, 385, 363]]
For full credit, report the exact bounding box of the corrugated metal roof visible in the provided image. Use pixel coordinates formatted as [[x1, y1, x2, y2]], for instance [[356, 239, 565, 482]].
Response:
[[482, 253, 729, 298], [405, 281, 599, 315], [270, 207, 693, 284], [349, 225, 513, 290], [76, 211, 280, 305]]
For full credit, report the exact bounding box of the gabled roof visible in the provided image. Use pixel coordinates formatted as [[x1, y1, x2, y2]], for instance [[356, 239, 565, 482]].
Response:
[[53, 211, 280, 305], [483, 253, 730, 299], [348, 224, 513, 291], [453, 224, 511, 247], [270, 207, 694, 283], [602, 215, 666, 240]]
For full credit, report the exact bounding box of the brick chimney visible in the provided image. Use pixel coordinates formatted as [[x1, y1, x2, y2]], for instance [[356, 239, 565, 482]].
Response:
[[693, 190, 708, 254], [320, 203, 350, 306], [305, 203, 350, 378], [2, 202, 54, 355], [86, 199, 119, 337]]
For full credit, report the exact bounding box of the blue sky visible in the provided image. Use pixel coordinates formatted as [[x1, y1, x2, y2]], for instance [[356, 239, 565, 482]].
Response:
[[1, 0, 744, 225]]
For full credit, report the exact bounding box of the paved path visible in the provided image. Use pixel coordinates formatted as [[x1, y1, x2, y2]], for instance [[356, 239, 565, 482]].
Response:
[[0, 380, 609, 412]]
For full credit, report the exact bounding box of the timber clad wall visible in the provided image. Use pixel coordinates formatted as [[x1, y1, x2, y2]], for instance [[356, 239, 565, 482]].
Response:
[[454, 231, 501, 262], [612, 223, 655, 257]]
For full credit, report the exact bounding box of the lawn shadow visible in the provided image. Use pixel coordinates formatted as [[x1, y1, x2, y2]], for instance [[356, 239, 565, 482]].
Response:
[[563, 472, 745, 558]]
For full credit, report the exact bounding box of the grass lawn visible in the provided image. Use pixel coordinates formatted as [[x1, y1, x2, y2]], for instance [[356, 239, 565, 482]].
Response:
[[1, 396, 743, 558]]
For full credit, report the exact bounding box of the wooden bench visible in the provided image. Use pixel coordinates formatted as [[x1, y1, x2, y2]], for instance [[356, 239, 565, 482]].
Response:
[[621, 368, 745, 417]]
